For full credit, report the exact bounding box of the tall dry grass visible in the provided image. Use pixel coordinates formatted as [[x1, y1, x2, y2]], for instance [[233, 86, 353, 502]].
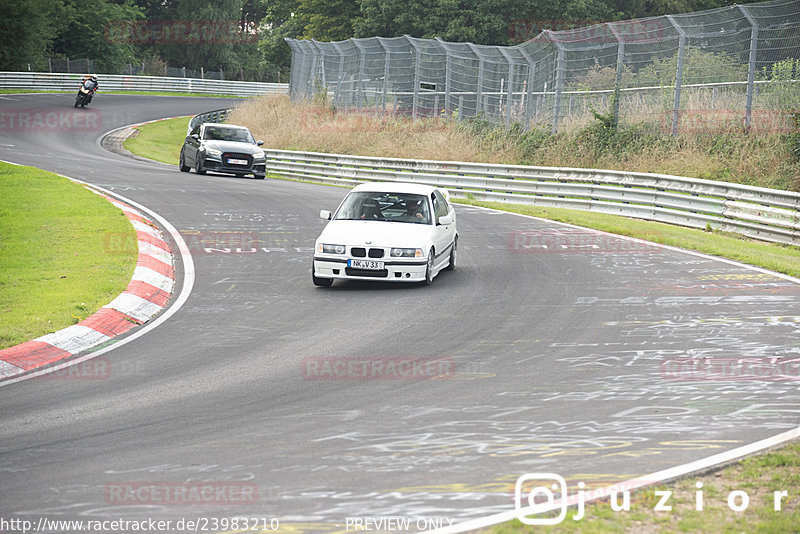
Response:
[[228, 94, 800, 192], [228, 95, 523, 163]]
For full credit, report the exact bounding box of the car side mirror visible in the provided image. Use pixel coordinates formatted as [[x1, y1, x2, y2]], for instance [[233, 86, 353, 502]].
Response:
[[437, 214, 453, 226], [257, 140, 264, 146], [320, 209, 332, 220], [191, 134, 199, 140]]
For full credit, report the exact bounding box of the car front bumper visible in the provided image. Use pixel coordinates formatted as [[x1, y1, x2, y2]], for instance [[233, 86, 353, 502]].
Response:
[[203, 155, 265, 176], [313, 256, 428, 282]]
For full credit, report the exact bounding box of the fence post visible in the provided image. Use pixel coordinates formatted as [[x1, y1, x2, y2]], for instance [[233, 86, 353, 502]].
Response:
[[499, 48, 515, 128], [407, 37, 421, 119], [66, 57, 70, 74], [545, 31, 566, 134], [467, 44, 484, 116], [666, 15, 687, 136], [607, 23, 625, 125], [739, 5, 759, 130], [378, 38, 390, 111], [435, 38, 452, 115], [518, 47, 536, 130], [353, 40, 367, 109]]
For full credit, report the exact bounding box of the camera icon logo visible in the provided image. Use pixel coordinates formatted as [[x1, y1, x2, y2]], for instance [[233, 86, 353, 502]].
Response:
[[514, 473, 568, 525]]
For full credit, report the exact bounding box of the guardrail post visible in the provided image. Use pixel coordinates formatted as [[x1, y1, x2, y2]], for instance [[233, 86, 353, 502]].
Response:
[[739, 5, 759, 130], [666, 16, 687, 136]]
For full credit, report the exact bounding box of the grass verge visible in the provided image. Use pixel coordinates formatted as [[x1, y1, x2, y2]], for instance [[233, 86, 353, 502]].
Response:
[[0, 162, 137, 349], [123, 116, 190, 165], [495, 441, 800, 533]]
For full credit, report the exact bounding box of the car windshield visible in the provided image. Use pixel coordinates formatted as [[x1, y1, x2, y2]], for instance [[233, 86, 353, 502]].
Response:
[[203, 126, 254, 143], [334, 192, 431, 224]]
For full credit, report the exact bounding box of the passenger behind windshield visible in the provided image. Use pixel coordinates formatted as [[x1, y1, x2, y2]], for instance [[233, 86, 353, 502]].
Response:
[[334, 193, 430, 223], [204, 127, 254, 143]]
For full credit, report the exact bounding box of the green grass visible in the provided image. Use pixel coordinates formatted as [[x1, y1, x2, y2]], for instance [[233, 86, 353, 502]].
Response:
[[123, 116, 191, 165], [0, 162, 137, 349], [496, 441, 800, 533]]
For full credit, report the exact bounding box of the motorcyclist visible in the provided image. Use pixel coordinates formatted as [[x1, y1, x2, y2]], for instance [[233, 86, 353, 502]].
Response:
[[75, 74, 98, 108], [80, 74, 98, 92]]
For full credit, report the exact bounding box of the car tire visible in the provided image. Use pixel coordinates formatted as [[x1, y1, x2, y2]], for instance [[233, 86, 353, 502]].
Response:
[[445, 236, 457, 271], [254, 174, 266, 180], [312, 264, 333, 287], [423, 247, 435, 286], [195, 158, 206, 175], [179, 151, 190, 172]]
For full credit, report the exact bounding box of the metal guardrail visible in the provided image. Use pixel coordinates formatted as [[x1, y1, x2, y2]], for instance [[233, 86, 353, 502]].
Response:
[[261, 148, 800, 246], [187, 108, 231, 135], [0, 72, 288, 97]]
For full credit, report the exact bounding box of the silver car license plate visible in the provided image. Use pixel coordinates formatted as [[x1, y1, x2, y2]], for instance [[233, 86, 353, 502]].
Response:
[[348, 259, 383, 270]]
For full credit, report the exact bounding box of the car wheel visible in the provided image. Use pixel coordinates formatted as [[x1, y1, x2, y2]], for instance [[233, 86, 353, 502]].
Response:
[[254, 174, 266, 180], [423, 247, 435, 285], [312, 264, 333, 287], [179, 151, 190, 172], [195, 158, 206, 175], [445, 236, 457, 271]]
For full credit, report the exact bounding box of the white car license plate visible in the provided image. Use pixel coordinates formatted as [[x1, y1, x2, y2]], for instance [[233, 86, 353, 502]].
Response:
[[348, 259, 383, 270], [227, 158, 248, 165]]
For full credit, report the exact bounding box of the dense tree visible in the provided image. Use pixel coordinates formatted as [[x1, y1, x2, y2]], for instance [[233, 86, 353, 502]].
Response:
[[301, 0, 360, 41], [0, 0, 69, 71], [54, 0, 144, 73], [0, 0, 768, 80]]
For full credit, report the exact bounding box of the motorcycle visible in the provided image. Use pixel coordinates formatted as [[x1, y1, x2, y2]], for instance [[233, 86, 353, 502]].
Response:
[[74, 78, 97, 108]]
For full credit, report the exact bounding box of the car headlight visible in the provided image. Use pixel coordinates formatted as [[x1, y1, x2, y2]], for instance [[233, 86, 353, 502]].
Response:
[[204, 147, 222, 157], [253, 151, 266, 161], [318, 243, 346, 254], [390, 248, 423, 258]]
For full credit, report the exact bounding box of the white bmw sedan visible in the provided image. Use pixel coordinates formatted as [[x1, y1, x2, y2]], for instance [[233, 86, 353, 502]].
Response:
[[313, 182, 458, 287]]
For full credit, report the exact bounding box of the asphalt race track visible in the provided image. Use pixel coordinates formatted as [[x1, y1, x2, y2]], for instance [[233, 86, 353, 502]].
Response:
[[1, 93, 799, 532]]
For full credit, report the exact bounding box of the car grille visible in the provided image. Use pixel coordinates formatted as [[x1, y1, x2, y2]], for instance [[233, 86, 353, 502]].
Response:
[[351, 247, 384, 258], [222, 152, 253, 168], [346, 267, 388, 277]]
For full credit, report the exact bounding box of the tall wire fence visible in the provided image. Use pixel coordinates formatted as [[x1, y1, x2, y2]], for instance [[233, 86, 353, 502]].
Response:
[[40, 58, 226, 80], [285, 0, 800, 135]]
